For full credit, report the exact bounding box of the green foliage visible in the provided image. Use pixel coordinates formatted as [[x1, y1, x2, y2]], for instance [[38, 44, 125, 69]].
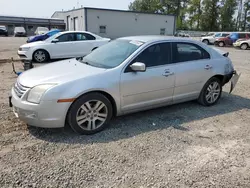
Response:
[[128, 0, 243, 31], [220, 0, 238, 31]]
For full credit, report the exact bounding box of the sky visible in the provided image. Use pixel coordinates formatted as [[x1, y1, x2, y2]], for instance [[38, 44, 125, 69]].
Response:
[[0, 0, 133, 18]]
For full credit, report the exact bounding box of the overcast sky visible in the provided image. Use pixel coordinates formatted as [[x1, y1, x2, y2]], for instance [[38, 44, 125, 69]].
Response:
[[0, 0, 133, 18]]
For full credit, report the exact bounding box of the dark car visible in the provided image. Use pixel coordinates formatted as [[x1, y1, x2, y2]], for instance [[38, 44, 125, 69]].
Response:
[[27, 29, 61, 43], [0, 25, 8, 36]]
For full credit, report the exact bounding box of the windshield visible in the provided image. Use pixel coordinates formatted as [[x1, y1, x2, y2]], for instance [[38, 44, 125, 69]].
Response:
[[214, 33, 221, 37], [207, 33, 214, 36], [45, 32, 61, 41], [15, 27, 25, 32], [78, 40, 143, 68]]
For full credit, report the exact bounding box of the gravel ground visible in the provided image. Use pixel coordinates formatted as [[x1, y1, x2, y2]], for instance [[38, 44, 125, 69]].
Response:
[[0, 45, 250, 187]]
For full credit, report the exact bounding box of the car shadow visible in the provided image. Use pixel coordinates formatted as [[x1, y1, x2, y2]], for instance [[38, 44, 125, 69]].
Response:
[[28, 92, 250, 144]]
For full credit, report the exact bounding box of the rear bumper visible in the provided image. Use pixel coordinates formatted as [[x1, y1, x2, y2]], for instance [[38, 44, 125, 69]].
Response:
[[222, 71, 234, 86]]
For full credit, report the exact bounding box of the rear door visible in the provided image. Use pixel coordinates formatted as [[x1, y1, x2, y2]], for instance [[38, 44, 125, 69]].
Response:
[[74, 33, 97, 57], [51, 33, 76, 58], [172, 42, 213, 102]]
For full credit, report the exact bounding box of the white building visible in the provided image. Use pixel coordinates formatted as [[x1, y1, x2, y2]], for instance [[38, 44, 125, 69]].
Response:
[[51, 7, 176, 39]]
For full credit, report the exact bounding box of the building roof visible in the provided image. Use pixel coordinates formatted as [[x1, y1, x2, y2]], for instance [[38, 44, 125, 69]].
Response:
[[51, 7, 175, 18]]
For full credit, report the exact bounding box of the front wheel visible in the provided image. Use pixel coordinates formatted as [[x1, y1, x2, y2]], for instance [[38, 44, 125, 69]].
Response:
[[67, 93, 113, 135], [33, 50, 49, 63], [198, 77, 222, 106]]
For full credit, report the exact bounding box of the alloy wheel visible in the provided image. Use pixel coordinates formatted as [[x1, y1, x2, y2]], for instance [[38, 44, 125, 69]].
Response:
[[34, 50, 46, 62], [205, 81, 221, 104], [76, 100, 108, 131]]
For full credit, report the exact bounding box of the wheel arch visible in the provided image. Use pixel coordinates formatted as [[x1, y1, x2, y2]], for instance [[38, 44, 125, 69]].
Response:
[[66, 90, 118, 120], [241, 42, 249, 47]]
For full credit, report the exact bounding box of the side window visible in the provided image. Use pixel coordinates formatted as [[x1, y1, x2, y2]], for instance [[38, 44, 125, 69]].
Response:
[[125, 43, 171, 72], [83, 33, 96, 40], [239, 33, 246, 38], [75, 33, 87, 41], [57, 33, 75, 42], [173, 42, 210, 63]]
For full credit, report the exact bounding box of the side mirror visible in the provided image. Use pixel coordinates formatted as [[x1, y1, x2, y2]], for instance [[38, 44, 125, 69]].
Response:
[[52, 39, 59, 43], [130, 62, 146, 72]]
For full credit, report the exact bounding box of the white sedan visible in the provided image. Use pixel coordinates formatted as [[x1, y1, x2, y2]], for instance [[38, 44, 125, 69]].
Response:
[[18, 31, 111, 63]]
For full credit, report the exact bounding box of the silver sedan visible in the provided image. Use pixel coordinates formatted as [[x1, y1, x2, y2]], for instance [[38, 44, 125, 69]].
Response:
[[10, 36, 240, 134]]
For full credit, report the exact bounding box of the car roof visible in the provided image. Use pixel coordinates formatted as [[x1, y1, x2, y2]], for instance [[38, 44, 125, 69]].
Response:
[[119, 35, 196, 43], [59, 31, 94, 35]]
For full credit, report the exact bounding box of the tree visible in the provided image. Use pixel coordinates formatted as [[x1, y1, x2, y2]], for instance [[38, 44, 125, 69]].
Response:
[[187, 0, 202, 30], [200, 0, 220, 31], [128, 0, 166, 13], [220, 0, 238, 31], [242, 0, 250, 30]]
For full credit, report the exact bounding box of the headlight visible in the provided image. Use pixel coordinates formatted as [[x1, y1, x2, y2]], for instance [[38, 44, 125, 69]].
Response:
[[27, 84, 56, 104], [20, 47, 30, 51]]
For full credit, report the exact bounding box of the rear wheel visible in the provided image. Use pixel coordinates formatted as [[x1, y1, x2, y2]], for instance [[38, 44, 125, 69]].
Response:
[[67, 93, 113, 135], [218, 41, 225, 47], [240, 43, 248, 50], [202, 39, 209, 45], [198, 77, 222, 106], [33, 50, 49, 63]]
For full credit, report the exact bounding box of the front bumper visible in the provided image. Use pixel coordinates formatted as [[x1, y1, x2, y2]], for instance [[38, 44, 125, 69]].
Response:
[[10, 88, 70, 128], [233, 43, 240, 47], [17, 50, 32, 60]]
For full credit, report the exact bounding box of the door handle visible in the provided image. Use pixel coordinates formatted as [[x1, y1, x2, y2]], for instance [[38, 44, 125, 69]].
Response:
[[163, 71, 174, 77], [204, 65, 213, 70]]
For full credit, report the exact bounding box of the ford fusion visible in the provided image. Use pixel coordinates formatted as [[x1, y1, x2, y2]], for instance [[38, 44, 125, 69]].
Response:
[[10, 36, 240, 135]]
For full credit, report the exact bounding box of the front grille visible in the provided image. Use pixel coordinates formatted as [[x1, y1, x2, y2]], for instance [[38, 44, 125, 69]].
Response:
[[14, 81, 29, 98]]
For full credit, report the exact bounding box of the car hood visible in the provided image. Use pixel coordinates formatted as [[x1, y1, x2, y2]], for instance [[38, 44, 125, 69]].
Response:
[[18, 59, 106, 87], [21, 41, 46, 48]]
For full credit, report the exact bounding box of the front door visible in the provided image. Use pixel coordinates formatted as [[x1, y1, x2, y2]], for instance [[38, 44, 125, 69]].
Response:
[[51, 33, 75, 58], [120, 42, 175, 112], [171, 42, 214, 102]]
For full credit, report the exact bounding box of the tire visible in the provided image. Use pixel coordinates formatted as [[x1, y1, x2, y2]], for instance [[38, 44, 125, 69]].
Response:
[[67, 92, 113, 135], [198, 77, 222, 106], [240, 43, 248, 50], [218, 41, 225, 47], [202, 39, 209, 45], [33, 49, 49, 63]]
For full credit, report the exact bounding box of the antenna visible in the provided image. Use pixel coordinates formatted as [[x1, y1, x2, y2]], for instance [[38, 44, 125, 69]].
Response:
[[77, 1, 80, 8]]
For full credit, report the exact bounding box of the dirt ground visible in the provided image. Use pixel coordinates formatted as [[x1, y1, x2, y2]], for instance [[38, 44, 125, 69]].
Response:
[[0, 37, 27, 59], [0, 40, 250, 187]]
